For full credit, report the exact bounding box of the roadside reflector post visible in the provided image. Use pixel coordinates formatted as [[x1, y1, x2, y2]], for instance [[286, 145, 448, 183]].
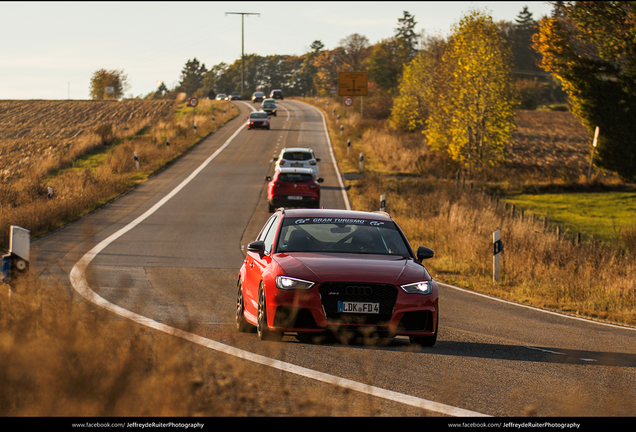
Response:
[[340, 125, 344, 136], [587, 126, 599, 181], [134, 151, 140, 170], [166, 138, 170, 151], [347, 139, 351, 156], [380, 194, 386, 212], [493, 230, 503, 283], [359, 152, 364, 173], [47, 186, 54, 199]]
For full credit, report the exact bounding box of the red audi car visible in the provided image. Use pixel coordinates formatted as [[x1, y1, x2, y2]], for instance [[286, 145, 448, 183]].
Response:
[[265, 167, 323, 212], [236, 208, 439, 346], [247, 111, 270, 130]]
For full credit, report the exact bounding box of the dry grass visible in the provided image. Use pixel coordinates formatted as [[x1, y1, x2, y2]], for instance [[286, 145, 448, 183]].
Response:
[[1, 275, 387, 416], [307, 96, 636, 327], [0, 98, 237, 250]]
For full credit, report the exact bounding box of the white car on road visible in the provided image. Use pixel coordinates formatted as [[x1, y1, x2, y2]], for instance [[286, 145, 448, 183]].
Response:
[[274, 147, 320, 178]]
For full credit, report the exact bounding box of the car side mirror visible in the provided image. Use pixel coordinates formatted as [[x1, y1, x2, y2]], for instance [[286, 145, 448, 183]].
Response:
[[272, 157, 278, 161], [247, 241, 266, 258], [316, 158, 321, 162], [417, 246, 434, 261], [317, 178, 324, 183], [265, 176, 272, 182]]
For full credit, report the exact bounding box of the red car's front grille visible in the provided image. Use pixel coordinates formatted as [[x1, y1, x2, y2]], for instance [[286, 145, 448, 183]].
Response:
[[318, 282, 398, 325]]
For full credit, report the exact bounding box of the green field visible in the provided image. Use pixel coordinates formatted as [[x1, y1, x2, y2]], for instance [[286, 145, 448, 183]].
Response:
[[503, 191, 636, 243]]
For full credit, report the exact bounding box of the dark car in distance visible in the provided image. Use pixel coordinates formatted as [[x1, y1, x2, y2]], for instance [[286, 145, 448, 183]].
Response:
[[236, 208, 438, 346], [261, 99, 277, 116], [269, 89, 284, 100], [252, 91, 265, 103]]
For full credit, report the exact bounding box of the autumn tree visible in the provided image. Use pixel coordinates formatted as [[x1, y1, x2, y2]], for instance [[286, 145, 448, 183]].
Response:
[[390, 36, 447, 131], [89, 69, 129, 100], [338, 33, 371, 71], [533, 1, 636, 181], [427, 10, 517, 173], [178, 58, 208, 97], [366, 37, 411, 94]]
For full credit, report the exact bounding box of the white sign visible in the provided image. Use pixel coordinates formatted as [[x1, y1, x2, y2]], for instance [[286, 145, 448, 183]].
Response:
[[188, 97, 199, 107], [343, 96, 354, 107], [10, 226, 30, 261], [105, 87, 114, 93]]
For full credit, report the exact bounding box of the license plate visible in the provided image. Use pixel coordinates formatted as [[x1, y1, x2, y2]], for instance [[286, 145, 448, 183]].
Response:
[[288, 196, 303, 200], [291, 163, 303, 167], [338, 301, 380, 314]]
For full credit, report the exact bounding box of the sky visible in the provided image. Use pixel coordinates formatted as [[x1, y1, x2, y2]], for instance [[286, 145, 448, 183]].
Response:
[[0, 1, 554, 100]]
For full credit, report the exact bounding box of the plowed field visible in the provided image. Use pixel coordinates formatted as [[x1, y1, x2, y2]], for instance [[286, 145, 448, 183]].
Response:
[[0, 100, 174, 181]]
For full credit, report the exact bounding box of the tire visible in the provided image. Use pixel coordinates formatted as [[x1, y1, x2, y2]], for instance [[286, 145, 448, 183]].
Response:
[[236, 279, 252, 332], [257, 283, 282, 341]]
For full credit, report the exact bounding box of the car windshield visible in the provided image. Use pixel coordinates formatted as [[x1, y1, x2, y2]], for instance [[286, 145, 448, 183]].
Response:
[[263, 103, 275, 107], [250, 112, 268, 119], [282, 151, 312, 161], [278, 173, 313, 183], [276, 217, 411, 256]]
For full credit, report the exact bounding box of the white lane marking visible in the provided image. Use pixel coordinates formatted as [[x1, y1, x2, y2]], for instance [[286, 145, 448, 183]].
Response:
[[439, 282, 636, 332], [525, 346, 565, 356], [525, 347, 599, 363], [69, 105, 486, 418]]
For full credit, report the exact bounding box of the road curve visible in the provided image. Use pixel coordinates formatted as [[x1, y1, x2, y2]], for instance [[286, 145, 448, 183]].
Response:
[[32, 100, 636, 417]]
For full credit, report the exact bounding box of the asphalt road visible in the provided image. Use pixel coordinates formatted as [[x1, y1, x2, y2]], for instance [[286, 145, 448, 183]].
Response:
[[31, 100, 636, 417]]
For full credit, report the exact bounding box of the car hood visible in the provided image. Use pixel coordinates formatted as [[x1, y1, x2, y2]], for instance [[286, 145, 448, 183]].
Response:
[[273, 252, 428, 285]]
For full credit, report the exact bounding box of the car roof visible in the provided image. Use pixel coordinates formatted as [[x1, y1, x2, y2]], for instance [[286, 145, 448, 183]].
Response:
[[280, 147, 314, 153], [277, 208, 393, 221], [277, 167, 314, 174]]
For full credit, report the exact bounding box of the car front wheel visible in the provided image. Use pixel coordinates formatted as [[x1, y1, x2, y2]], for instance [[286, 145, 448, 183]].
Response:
[[236, 279, 252, 333], [257, 283, 282, 341]]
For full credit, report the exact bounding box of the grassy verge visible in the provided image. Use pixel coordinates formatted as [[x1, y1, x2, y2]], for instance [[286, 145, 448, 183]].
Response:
[[306, 96, 636, 327], [502, 191, 636, 246]]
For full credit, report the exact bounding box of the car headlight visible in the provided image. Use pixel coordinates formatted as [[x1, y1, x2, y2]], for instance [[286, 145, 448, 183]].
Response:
[[400, 281, 432, 295], [276, 276, 315, 290]]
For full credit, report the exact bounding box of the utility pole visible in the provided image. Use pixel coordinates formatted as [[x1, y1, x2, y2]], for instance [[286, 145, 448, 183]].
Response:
[[226, 12, 260, 95]]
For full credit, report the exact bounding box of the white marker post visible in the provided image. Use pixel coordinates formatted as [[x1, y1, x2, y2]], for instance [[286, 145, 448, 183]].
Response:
[[380, 194, 386, 212], [587, 126, 599, 181], [493, 230, 502, 282], [359, 152, 364, 173]]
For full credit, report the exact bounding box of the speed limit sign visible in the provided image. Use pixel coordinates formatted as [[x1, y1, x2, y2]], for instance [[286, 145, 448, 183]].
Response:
[[343, 96, 353, 107], [188, 97, 199, 107]]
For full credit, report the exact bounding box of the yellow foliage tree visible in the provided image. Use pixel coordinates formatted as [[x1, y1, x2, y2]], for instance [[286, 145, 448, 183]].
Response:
[[427, 10, 517, 172]]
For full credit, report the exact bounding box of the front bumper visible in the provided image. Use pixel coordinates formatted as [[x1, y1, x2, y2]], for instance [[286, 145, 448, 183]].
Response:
[[266, 282, 438, 337]]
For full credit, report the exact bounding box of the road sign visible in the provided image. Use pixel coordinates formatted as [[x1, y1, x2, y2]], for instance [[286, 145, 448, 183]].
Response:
[[343, 96, 354, 107], [330, 85, 337, 94], [339, 72, 367, 96], [188, 97, 199, 107]]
